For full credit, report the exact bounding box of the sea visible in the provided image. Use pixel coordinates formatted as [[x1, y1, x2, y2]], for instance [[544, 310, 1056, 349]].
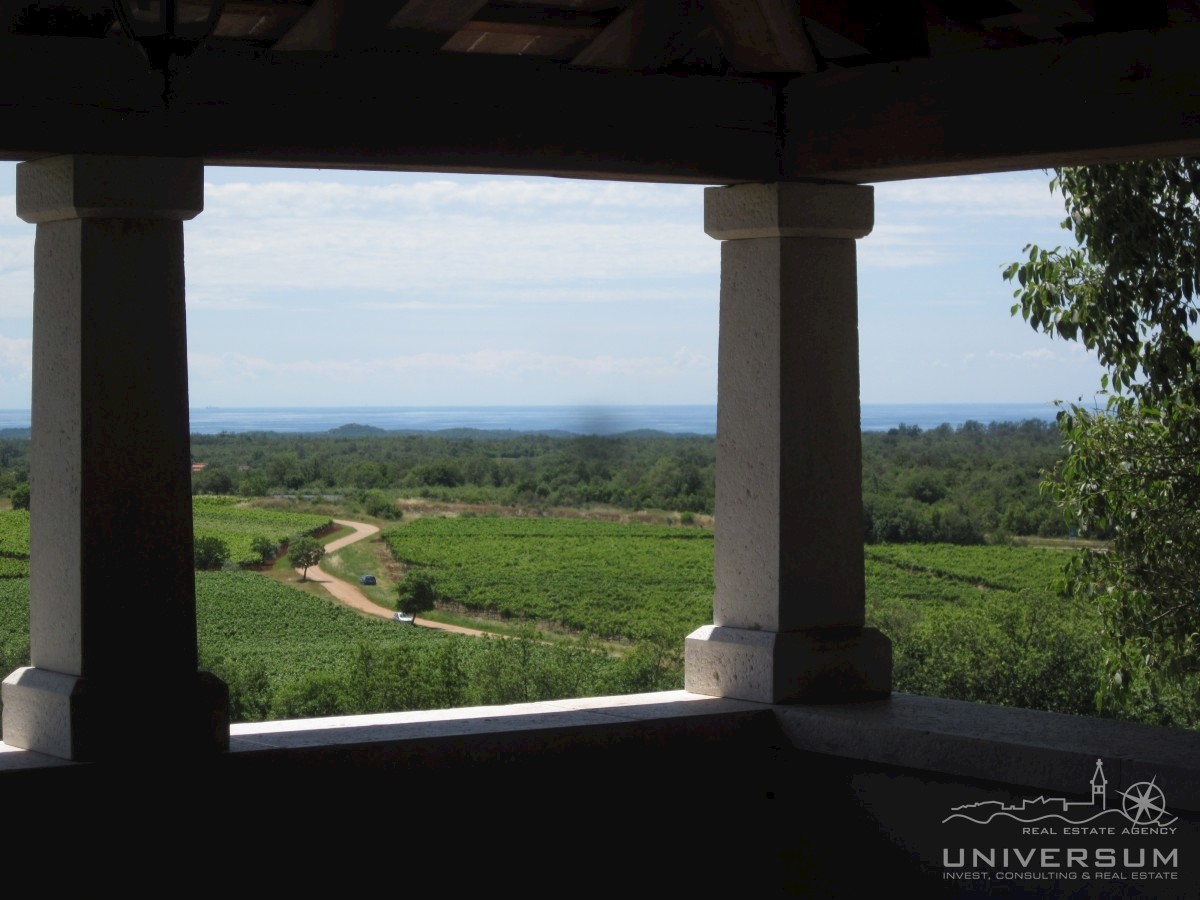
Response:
[[0, 402, 1066, 436]]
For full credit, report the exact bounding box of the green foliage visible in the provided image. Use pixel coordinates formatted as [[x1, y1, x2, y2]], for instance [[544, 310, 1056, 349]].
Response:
[[287, 536, 325, 580], [884, 589, 1099, 715], [186, 430, 718, 513], [1004, 160, 1200, 403], [361, 489, 402, 520], [861, 418, 1066, 543], [865, 544, 1109, 717], [192, 466, 234, 495], [384, 516, 714, 642], [271, 672, 348, 720], [191, 570, 681, 722], [1049, 404, 1200, 726], [1004, 158, 1200, 720], [1, 508, 1187, 729], [0, 578, 29, 683], [0, 509, 31, 561], [396, 569, 437, 615], [0, 423, 1073, 546], [9, 483, 28, 511], [192, 497, 331, 566], [249, 535, 276, 566], [193, 535, 230, 570]]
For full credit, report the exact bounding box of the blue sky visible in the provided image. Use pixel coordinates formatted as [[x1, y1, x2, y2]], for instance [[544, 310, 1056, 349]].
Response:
[[0, 163, 1104, 409]]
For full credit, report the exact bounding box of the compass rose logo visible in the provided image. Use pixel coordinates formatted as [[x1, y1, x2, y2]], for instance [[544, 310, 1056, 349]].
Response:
[[1121, 778, 1171, 825]]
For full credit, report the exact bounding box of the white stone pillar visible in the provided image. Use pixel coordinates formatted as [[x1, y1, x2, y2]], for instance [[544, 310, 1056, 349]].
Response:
[[2, 156, 228, 760], [685, 182, 891, 703]]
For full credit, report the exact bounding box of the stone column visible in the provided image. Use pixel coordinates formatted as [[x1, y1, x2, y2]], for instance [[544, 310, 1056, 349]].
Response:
[[2, 155, 228, 760], [685, 181, 891, 703]]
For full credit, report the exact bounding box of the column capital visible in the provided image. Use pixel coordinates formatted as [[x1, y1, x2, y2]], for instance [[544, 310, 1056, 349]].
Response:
[[16, 155, 204, 224], [704, 181, 873, 241]]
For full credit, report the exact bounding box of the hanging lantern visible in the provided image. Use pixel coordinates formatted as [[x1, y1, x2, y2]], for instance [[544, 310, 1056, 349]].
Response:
[[112, 1, 226, 103]]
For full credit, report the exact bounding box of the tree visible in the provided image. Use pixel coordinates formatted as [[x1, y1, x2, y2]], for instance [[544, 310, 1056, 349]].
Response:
[[193, 466, 234, 495], [194, 535, 230, 570], [396, 569, 437, 616], [1003, 158, 1200, 725], [250, 535, 276, 567], [288, 536, 325, 582], [9, 483, 28, 511]]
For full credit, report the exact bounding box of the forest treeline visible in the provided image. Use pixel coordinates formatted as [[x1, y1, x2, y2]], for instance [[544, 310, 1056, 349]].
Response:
[[0, 417, 1073, 544]]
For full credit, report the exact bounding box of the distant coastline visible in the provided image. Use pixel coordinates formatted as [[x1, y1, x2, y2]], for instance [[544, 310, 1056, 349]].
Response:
[[0, 402, 1069, 437]]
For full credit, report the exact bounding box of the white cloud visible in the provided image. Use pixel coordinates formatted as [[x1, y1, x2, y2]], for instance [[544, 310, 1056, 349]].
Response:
[[0, 234, 34, 315], [0, 333, 31, 367], [189, 347, 714, 382], [186, 210, 717, 296], [0, 334, 32, 403], [186, 344, 717, 405], [353, 300, 495, 311], [858, 224, 949, 269], [202, 177, 701, 220], [874, 172, 1066, 219], [915, 297, 986, 307], [987, 348, 1056, 361], [0, 163, 1107, 407], [671, 347, 710, 368], [185, 290, 280, 311]]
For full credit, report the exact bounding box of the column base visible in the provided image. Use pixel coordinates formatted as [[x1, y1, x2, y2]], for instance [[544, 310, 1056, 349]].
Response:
[[2, 666, 230, 761], [684, 624, 892, 703]]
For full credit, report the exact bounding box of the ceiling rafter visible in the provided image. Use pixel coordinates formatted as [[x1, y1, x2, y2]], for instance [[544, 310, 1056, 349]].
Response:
[[707, 0, 820, 73]]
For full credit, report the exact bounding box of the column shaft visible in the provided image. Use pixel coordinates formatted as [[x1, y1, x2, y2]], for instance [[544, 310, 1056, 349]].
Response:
[[685, 182, 891, 703], [2, 155, 228, 760]]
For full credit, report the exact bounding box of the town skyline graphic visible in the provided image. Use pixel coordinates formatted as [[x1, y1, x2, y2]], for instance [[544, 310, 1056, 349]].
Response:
[[943, 759, 1178, 827]]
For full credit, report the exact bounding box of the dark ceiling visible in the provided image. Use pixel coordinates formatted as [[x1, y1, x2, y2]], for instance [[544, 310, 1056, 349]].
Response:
[[2, 1, 1199, 182], [6, 1, 1191, 71]]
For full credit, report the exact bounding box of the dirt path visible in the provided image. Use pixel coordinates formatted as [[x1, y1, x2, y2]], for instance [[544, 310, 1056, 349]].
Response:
[[295, 518, 489, 637]]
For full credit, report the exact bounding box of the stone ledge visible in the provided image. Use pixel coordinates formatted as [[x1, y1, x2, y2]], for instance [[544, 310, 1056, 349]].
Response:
[[775, 691, 1200, 812], [1, 689, 1197, 815], [226, 690, 765, 753]]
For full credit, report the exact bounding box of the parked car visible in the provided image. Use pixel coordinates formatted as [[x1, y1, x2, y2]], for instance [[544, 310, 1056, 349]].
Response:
[[393, 612, 414, 624], [360, 574, 376, 585]]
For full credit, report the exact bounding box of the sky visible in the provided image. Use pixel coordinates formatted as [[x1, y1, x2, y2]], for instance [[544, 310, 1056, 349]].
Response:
[[0, 163, 1105, 410]]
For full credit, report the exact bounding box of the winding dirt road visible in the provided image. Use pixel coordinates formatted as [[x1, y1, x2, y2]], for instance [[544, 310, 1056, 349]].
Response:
[[295, 518, 488, 636]]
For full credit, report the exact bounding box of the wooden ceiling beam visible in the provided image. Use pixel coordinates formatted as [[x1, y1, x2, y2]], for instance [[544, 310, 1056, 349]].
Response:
[[780, 23, 1200, 182], [0, 38, 780, 183], [2, 24, 1198, 185]]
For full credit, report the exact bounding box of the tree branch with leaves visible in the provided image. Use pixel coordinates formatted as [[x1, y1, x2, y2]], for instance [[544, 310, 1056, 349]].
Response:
[[1004, 158, 1200, 726]]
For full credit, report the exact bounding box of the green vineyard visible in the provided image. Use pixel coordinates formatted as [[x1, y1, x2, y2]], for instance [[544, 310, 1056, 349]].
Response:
[[0, 504, 1190, 728], [384, 515, 714, 642], [191, 497, 333, 565]]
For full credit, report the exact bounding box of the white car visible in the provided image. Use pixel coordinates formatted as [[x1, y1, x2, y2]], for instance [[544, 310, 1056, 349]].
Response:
[[393, 612, 415, 624]]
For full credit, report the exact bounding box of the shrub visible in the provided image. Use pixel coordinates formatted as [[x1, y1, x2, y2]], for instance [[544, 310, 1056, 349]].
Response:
[[396, 569, 438, 615], [194, 535, 230, 570]]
